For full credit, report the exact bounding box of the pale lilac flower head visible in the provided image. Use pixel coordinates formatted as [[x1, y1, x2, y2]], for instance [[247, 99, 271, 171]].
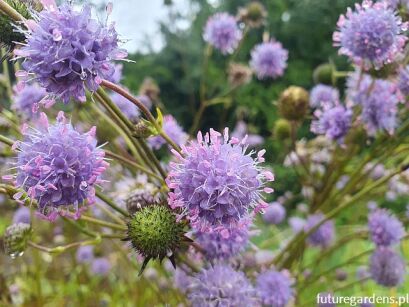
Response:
[[368, 208, 404, 246], [110, 91, 144, 121], [334, 0, 407, 69], [250, 40, 288, 79], [263, 202, 286, 225], [76, 245, 94, 263], [311, 105, 352, 142], [203, 13, 242, 54], [289, 217, 305, 233], [9, 112, 108, 221], [310, 84, 340, 108], [16, 1, 127, 104], [167, 128, 274, 235], [12, 83, 47, 121], [91, 257, 111, 276], [12, 206, 31, 224], [188, 264, 258, 307], [398, 65, 409, 96], [347, 73, 400, 135], [369, 247, 406, 287], [256, 269, 293, 307], [148, 115, 188, 150], [305, 213, 335, 248]]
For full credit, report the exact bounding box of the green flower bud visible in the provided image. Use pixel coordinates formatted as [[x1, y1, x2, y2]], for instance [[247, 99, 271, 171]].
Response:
[[278, 86, 309, 121], [274, 118, 291, 141], [313, 63, 334, 85], [238, 2, 267, 28], [132, 121, 155, 138], [4, 223, 32, 258]]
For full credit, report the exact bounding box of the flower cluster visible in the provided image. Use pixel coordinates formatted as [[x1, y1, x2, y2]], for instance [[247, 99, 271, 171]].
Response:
[[310, 84, 339, 109], [256, 269, 293, 307], [12, 83, 46, 121], [369, 247, 406, 287], [368, 208, 404, 246], [250, 40, 288, 79], [305, 213, 335, 248]]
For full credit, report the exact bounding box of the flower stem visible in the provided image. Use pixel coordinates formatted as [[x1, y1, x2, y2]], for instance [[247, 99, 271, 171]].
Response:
[[80, 215, 127, 231], [28, 237, 102, 254], [0, 0, 25, 22], [0, 134, 14, 146], [95, 189, 128, 217]]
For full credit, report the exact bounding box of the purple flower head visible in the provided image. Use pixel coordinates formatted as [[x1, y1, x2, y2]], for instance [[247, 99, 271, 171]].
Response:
[[15, 1, 127, 104], [91, 257, 111, 276], [12, 83, 47, 121], [347, 73, 400, 135], [195, 219, 250, 261], [310, 84, 340, 109], [110, 91, 140, 121], [311, 105, 352, 142], [76, 245, 94, 263], [368, 208, 404, 246], [203, 13, 242, 54], [256, 269, 293, 307], [9, 112, 108, 221], [369, 247, 406, 287], [109, 63, 123, 84], [263, 202, 286, 225], [334, 0, 407, 69], [305, 213, 335, 248], [289, 217, 305, 234], [167, 128, 274, 235], [250, 40, 288, 79], [231, 121, 263, 147], [12, 206, 31, 224], [188, 264, 258, 307], [398, 65, 409, 96], [148, 115, 188, 150]]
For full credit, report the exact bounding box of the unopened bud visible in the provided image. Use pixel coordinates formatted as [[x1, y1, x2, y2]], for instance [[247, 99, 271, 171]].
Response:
[[4, 223, 32, 258], [278, 86, 309, 121]]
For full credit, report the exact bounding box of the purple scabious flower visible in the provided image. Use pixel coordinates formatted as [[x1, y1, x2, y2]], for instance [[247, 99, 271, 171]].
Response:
[[188, 264, 258, 307], [256, 269, 293, 307], [368, 208, 404, 246], [333, 0, 407, 69], [12, 83, 47, 121], [310, 84, 340, 109], [15, 1, 127, 104], [12, 206, 31, 224], [369, 247, 406, 287], [148, 115, 188, 150], [263, 202, 286, 225], [167, 128, 274, 235], [398, 65, 409, 96], [9, 112, 108, 221], [305, 213, 335, 248], [289, 217, 305, 234], [250, 40, 288, 79], [110, 91, 140, 121], [76, 245, 94, 263], [203, 13, 242, 54], [91, 257, 111, 276], [195, 220, 250, 261], [347, 73, 400, 135], [311, 105, 352, 142]]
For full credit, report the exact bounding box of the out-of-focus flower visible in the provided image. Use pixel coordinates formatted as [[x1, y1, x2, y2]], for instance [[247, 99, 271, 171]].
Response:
[[336, 175, 350, 190], [125, 185, 160, 215], [76, 245, 94, 263], [139, 77, 160, 101], [369, 247, 406, 287], [12, 83, 46, 121], [263, 202, 286, 225], [174, 267, 190, 294], [9, 112, 108, 221], [110, 91, 140, 121], [310, 84, 340, 109], [398, 65, 409, 96], [167, 128, 274, 235], [228, 63, 253, 87], [335, 269, 348, 281], [110, 63, 123, 84], [203, 13, 242, 54], [231, 120, 263, 147], [16, 2, 127, 104], [256, 269, 293, 307], [91, 257, 111, 276], [368, 208, 404, 246], [12, 206, 30, 224], [4, 223, 32, 258], [305, 213, 335, 248], [289, 217, 305, 234], [148, 115, 188, 150], [237, 1, 267, 28], [334, 0, 407, 69], [278, 86, 309, 121], [188, 264, 258, 307], [250, 40, 288, 79], [274, 119, 291, 141]]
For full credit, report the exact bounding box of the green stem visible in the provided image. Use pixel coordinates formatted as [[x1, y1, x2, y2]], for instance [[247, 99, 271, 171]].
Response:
[[1, 48, 12, 97], [0, 0, 25, 22], [28, 237, 101, 254], [0, 134, 14, 146], [80, 215, 127, 231], [95, 190, 129, 217]]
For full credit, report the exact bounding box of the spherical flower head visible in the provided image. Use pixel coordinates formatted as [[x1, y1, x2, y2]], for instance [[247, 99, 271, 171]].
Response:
[[188, 264, 258, 307], [110, 91, 140, 121], [91, 257, 111, 276], [195, 219, 250, 261], [11, 111, 108, 221], [12, 206, 31, 224], [16, 1, 127, 104], [4, 223, 32, 258], [76, 245, 94, 263], [311, 105, 352, 142], [347, 73, 400, 135], [369, 247, 406, 287], [203, 13, 242, 54], [228, 63, 253, 87], [398, 65, 409, 96], [148, 115, 188, 150], [263, 202, 286, 225], [12, 83, 47, 121], [289, 217, 305, 234], [256, 269, 293, 307], [305, 213, 335, 248], [310, 84, 340, 109], [167, 128, 274, 235], [368, 208, 404, 246], [333, 0, 407, 69], [250, 40, 288, 80]]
